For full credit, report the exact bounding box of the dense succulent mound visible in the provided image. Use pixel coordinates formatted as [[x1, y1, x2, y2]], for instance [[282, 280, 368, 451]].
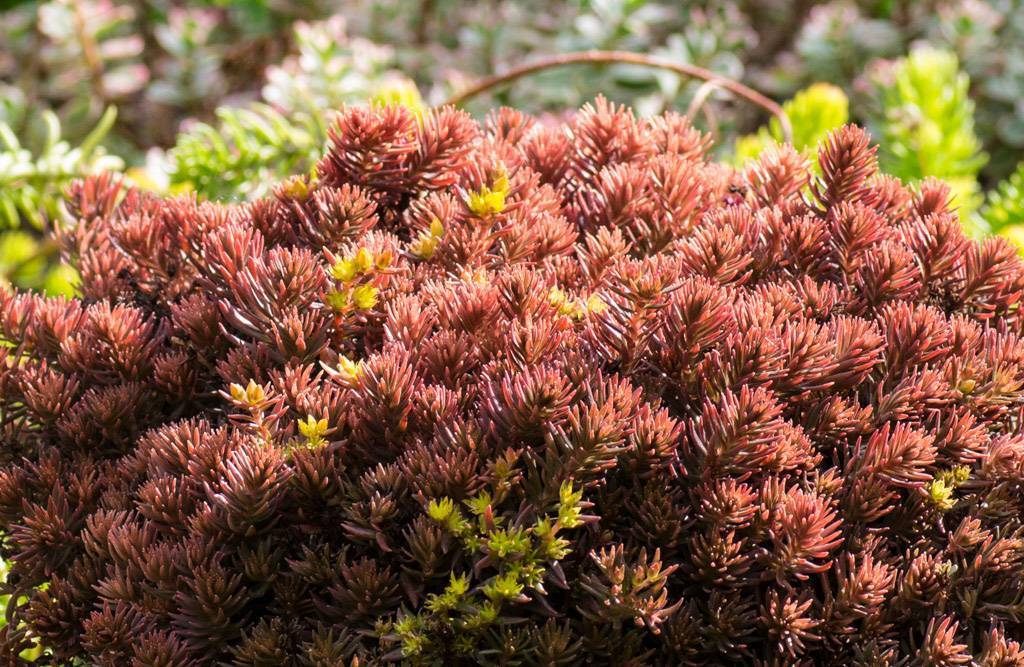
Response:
[[3, 98, 1024, 665]]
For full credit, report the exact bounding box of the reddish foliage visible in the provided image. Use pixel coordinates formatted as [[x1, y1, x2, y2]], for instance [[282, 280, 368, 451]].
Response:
[[2, 98, 1024, 664]]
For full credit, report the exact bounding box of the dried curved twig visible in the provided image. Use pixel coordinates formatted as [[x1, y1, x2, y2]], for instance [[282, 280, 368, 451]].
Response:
[[685, 80, 721, 143], [443, 49, 792, 144]]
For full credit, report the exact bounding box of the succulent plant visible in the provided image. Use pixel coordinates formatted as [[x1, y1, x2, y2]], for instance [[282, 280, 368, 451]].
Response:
[[982, 160, 1024, 254], [865, 48, 987, 227], [1, 101, 1024, 663]]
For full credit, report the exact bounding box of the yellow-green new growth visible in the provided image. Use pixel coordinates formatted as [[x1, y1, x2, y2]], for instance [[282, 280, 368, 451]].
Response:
[[549, 286, 608, 320], [925, 466, 970, 511], [350, 284, 379, 310], [402, 482, 588, 657], [483, 571, 525, 602], [297, 415, 329, 449], [427, 497, 472, 537], [327, 247, 389, 312], [323, 355, 364, 388], [424, 573, 470, 614], [410, 218, 445, 259], [331, 246, 383, 283], [277, 173, 319, 201], [229, 379, 266, 406], [466, 171, 511, 218]]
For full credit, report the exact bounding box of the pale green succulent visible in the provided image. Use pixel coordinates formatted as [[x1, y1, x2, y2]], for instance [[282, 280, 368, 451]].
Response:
[[983, 161, 1024, 232], [868, 48, 987, 227]]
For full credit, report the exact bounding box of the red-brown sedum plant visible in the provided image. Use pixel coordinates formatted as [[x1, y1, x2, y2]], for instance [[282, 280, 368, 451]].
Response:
[[2, 98, 1024, 665]]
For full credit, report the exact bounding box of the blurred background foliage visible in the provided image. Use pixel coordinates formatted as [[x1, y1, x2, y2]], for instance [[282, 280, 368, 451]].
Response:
[[1, 0, 1024, 297]]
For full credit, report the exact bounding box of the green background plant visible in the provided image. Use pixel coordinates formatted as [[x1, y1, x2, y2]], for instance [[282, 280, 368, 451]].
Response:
[[866, 48, 987, 228], [0, 104, 120, 294]]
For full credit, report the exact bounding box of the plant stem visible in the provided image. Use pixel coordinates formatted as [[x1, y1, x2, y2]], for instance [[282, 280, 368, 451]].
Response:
[[443, 50, 792, 144], [70, 0, 109, 105]]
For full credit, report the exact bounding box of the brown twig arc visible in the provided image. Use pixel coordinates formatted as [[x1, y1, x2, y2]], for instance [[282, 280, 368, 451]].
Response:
[[443, 50, 792, 144]]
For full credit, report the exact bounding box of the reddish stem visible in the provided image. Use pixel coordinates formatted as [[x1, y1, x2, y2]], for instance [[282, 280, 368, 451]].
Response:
[[443, 50, 792, 144]]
